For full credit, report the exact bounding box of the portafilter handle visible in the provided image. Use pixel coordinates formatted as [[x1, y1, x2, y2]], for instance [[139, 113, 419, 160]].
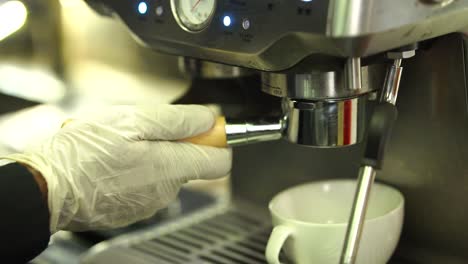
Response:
[[181, 116, 284, 147]]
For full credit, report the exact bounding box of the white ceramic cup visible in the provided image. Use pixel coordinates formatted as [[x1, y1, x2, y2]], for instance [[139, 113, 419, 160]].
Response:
[[266, 180, 404, 264]]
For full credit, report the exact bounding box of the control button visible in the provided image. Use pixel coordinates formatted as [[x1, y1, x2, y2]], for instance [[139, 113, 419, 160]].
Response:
[[242, 18, 250, 30], [137, 1, 148, 15], [223, 16, 232, 27], [155, 5, 163, 16]]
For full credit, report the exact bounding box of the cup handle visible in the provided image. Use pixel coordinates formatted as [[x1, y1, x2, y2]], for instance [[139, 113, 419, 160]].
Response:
[[265, 225, 293, 264]]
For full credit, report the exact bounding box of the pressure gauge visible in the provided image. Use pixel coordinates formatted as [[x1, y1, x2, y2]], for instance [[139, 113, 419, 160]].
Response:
[[171, 0, 216, 32]]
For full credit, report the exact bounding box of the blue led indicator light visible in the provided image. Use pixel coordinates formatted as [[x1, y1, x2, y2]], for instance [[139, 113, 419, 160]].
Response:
[[223, 16, 232, 27], [138, 2, 148, 15]]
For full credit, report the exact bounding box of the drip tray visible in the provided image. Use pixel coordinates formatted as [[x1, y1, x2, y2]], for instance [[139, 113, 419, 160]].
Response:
[[81, 202, 286, 264], [81, 201, 405, 264]]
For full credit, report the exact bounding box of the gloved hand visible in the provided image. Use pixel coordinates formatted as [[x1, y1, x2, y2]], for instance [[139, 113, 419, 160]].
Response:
[[2, 105, 232, 233]]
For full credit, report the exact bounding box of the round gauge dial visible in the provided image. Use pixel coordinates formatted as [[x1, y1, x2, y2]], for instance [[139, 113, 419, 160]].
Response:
[[171, 0, 216, 32]]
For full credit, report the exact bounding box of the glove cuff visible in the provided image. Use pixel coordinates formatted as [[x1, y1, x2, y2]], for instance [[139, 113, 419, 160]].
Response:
[[1, 153, 63, 233]]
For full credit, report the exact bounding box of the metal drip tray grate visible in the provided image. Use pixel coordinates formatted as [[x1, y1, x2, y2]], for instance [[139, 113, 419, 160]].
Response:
[[131, 211, 271, 263], [81, 203, 409, 264], [82, 204, 284, 264]]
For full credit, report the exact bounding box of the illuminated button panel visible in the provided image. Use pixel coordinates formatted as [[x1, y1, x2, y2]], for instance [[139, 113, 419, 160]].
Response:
[[130, 0, 325, 34], [98, 0, 329, 71]]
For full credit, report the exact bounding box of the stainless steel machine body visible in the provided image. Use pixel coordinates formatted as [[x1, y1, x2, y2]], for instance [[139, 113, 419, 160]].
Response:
[[88, 0, 467, 70], [81, 0, 468, 263], [85, 0, 468, 148]]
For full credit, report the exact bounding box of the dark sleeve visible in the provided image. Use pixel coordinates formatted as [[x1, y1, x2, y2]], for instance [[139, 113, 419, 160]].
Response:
[[0, 163, 50, 263]]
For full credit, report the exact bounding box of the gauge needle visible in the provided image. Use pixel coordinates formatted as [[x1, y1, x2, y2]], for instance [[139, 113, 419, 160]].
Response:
[[191, 0, 202, 11]]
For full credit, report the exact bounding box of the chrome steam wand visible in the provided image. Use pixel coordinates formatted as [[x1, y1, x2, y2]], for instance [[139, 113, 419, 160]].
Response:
[[339, 49, 412, 264]]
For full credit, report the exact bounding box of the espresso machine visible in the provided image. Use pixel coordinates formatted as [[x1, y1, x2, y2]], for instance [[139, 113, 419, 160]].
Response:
[[80, 0, 468, 263]]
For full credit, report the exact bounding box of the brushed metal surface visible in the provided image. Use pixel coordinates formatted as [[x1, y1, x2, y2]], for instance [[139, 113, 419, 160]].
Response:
[[260, 64, 385, 100], [379, 33, 468, 262], [88, 0, 468, 71]]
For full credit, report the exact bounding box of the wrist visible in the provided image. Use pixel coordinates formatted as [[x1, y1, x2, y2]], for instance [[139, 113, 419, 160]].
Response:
[[22, 164, 48, 206]]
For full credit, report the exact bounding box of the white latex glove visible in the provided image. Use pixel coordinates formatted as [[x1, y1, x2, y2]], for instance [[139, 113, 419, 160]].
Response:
[[2, 105, 232, 233]]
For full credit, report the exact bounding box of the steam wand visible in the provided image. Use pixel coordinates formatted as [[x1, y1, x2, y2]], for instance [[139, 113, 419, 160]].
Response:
[[339, 54, 408, 264]]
